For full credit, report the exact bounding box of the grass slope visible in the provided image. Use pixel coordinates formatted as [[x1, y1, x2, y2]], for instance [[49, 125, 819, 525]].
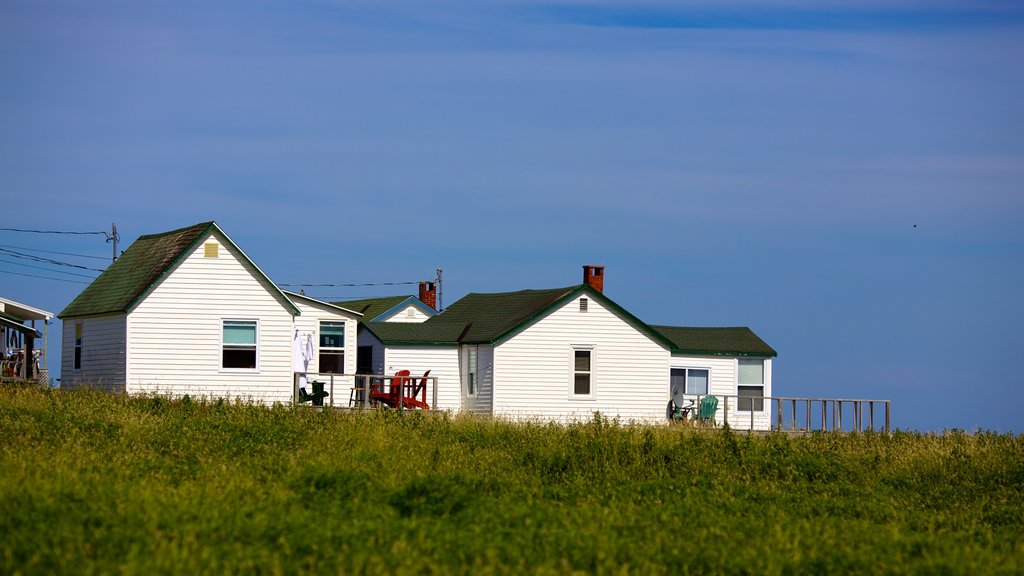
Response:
[[1, 385, 1022, 575]]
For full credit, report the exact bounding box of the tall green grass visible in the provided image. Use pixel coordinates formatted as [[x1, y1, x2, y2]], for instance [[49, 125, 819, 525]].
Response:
[[1, 384, 1022, 574]]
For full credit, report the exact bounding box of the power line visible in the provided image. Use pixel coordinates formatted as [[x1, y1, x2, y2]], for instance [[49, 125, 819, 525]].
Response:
[[0, 227, 106, 235], [279, 281, 424, 288], [0, 269, 91, 284], [0, 258, 99, 279], [0, 243, 109, 261], [0, 247, 106, 272]]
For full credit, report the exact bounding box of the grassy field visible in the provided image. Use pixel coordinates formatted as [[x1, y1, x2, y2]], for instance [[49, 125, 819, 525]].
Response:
[[1, 384, 1022, 575]]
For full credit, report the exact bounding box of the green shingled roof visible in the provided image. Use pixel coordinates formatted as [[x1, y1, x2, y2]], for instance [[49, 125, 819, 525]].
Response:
[[652, 325, 777, 357], [60, 221, 299, 318], [363, 285, 677, 349], [329, 295, 437, 322]]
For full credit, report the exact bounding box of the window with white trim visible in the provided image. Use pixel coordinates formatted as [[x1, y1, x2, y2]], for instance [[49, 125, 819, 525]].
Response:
[[319, 321, 345, 373], [670, 367, 709, 398], [572, 348, 593, 396], [463, 345, 478, 397], [222, 320, 257, 370], [738, 358, 765, 411], [74, 322, 83, 370]]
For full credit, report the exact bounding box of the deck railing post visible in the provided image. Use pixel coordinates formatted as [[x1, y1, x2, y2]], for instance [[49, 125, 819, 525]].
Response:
[[885, 401, 891, 432], [330, 374, 334, 408], [790, 399, 796, 431], [806, 399, 811, 432], [432, 377, 438, 411], [723, 396, 729, 427], [869, 401, 874, 430]]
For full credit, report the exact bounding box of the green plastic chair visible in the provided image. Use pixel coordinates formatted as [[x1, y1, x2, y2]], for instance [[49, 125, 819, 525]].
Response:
[[697, 395, 718, 424]]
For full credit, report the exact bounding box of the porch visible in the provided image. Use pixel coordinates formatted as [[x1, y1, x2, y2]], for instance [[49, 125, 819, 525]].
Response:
[[0, 297, 54, 386], [675, 394, 892, 433]]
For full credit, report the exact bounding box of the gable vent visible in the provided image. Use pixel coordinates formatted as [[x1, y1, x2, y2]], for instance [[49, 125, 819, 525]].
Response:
[[580, 297, 588, 312], [204, 242, 219, 258]]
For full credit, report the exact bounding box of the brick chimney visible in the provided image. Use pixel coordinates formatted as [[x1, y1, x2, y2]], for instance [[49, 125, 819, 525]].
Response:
[[582, 265, 605, 293], [418, 281, 437, 310]]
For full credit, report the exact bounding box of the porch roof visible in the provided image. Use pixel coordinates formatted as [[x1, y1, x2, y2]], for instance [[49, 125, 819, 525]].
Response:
[[651, 325, 777, 357]]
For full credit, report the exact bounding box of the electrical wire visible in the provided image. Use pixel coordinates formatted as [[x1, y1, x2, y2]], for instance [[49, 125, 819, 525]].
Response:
[[279, 281, 424, 288], [0, 269, 91, 284], [0, 258, 99, 279], [0, 247, 106, 272], [0, 227, 106, 235], [0, 243, 109, 261]]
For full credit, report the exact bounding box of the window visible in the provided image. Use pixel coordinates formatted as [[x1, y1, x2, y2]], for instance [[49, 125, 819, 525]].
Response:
[[319, 321, 345, 373], [464, 345, 477, 396], [573, 349, 592, 396], [738, 358, 765, 411], [222, 320, 257, 369], [74, 322, 83, 370], [670, 368, 709, 397]]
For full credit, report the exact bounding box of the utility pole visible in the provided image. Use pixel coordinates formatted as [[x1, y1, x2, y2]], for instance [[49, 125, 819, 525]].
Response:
[[436, 268, 444, 311], [107, 223, 119, 263]]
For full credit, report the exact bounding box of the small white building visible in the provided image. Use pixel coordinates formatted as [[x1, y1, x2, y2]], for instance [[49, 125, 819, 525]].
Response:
[[358, 266, 777, 428], [58, 221, 359, 403]]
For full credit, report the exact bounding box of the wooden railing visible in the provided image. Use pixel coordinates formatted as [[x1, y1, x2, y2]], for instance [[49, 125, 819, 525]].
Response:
[[695, 394, 891, 432], [293, 373, 438, 410], [671, 393, 888, 430]]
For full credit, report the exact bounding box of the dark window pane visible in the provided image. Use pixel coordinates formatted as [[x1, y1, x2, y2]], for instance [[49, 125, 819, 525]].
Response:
[[738, 386, 764, 411], [320, 352, 344, 374], [574, 351, 590, 372], [223, 348, 256, 369], [74, 347, 81, 370], [574, 373, 590, 395]]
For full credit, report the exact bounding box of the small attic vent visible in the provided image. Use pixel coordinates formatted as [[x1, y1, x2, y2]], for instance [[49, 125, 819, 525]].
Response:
[[580, 297, 588, 312], [204, 242, 219, 258]]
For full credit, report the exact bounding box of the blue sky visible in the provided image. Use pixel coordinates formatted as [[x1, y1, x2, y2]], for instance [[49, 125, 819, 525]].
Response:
[[2, 0, 1022, 432]]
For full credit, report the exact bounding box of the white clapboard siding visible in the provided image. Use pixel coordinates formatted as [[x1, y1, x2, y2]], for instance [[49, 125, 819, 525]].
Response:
[[384, 305, 432, 323], [383, 345, 460, 411], [126, 235, 296, 403], [493, 295, 670, 423], [290, 298, 358, 376], [357, 330, 386, 375], [60, 315, 127, 392], [670, 354, 772, 431], [465, 344, 494, 415]]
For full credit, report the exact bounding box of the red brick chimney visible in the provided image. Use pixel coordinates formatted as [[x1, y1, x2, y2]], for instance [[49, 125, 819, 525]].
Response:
[[418, 281, 437, 310], [582, 265, 605, 293]]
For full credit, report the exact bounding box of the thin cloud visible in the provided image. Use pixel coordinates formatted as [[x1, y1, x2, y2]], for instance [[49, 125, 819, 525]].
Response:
[[521, 2, 1024, 31]]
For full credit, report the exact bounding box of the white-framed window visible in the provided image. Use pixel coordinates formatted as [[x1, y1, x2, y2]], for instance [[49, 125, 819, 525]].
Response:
[[670, 367, 709, 400], [738, 358, 765, 411], [222, 319, 258, 370], [74, 322, 83, 370], [571, 346, 594, 398], [319, 321, 345, 373], [463, 345, 478, 397]]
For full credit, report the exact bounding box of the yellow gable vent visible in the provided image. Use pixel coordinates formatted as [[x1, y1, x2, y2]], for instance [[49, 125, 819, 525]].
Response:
[[204, 242, 219, 258]]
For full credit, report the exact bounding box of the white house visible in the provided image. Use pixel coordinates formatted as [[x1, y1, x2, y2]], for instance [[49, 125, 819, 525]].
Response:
[[1, 296, 54, 383], [357, 266, 777, 428], [58, 221, 359, 404]]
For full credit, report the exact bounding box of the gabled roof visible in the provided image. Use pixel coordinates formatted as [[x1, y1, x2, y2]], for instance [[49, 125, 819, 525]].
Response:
[[59, 222, 299, 318], [283, 291, 361, 317], [652, 325, 777, 357], [332, 295, 437, 322], [363, 284, 677, 350]]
